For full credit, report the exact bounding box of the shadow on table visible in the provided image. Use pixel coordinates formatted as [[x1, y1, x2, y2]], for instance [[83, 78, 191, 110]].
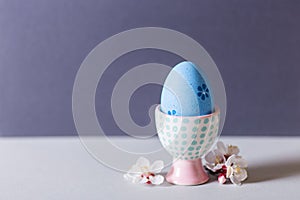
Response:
[[159, 159, 300, 186], [246, 159, 300, 183]]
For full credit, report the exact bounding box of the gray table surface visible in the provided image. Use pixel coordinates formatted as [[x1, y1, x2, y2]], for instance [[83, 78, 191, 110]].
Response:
[[0, 136, 299, 200]]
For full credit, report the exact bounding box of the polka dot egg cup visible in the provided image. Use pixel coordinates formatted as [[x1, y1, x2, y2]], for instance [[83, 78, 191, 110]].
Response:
[[155, 105, 220, 185]]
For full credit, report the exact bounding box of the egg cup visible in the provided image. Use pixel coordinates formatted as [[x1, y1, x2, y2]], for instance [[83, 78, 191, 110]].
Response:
[[155, 105, 220, 185]]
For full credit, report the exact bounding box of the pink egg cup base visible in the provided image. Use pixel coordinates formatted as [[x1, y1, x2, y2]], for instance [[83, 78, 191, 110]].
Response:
[[166, 158, 209, 185]]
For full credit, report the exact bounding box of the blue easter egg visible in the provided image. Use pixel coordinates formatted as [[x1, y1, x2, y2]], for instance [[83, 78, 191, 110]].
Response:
[[160, 61, 214, 116]]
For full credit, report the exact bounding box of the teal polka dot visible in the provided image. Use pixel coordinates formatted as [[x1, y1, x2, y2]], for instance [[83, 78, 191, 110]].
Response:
[[172, 126, 178, 132], [188, 152, 193, 155], [188, 147, 195, 151], [209, 137, 213, 142], [201, 126, 207, 132], [173, 118, 178, 123], [191, 140, 197, 145], [181, 133, 187, 139], [195, 151, 200, 155], [195, 155, 199, 159], [190, 157, 194, 159], [182, 141, 187, 145], [174, 147, 178, 150], [204, 118, 209, 124], [166, 125, 170, 130], [196, 146, 201, 150], [166, 117, 170, 122], [183, 118, 189, 123], [191, 134, 197, 138], [200, 133, 206, 138], [174, 134, 178, 139], [175, 141, 179, 145], [200, 140, 204, 144], [209, 131, 213, 136], [203, 150, 207, 154], [168, 139, 172, 144], [181, 147, 185, 151], [212, 116, 215, 122], [194, 119, 201, 124], [205, 144, 210, 148], [192, 127, 198, 132], [184, 157, 189, 160], [180, 126, 187, 131], [166, 132, 171, 137], [210, 125, 214, 130]]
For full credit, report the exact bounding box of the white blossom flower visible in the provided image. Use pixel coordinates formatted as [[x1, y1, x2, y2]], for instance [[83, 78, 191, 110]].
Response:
[[225, 155, 248, 186], [217, 141, 240, 158], [204, 149, 226, 172], [123, 157, 164, 185]]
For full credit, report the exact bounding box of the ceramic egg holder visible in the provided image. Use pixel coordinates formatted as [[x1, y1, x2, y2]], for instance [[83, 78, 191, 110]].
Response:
[[155, 106, 220, 185]]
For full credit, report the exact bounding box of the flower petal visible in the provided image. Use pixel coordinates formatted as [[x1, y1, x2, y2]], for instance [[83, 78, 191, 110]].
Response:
[[226, 155, 247, 168], [205, 163, 216, 171], [204, 149, 226, 172], [136, 157, 150, 168], [218, 174, 226, 184], [214, 149, 225, 158], [217, 141, 227, 155], [204, 151, 216, 163], [235, 168, 248, 182], [124, 173, 141, 184], [214, 163, 224, 171], [225, 155, 241, 166], [226, 166, 233, 178], [198, 86, 203, 92], [230, 175, 242, 186], [127, 164, 141, 174], [227, 145, 240, 156], [235, 157, 248, 168], [123, 173, 132, 181], [140, 176, 149, 184], [213, 149, 226, 164], [150, 160, 164, 173], [149, 175, 164, 185]]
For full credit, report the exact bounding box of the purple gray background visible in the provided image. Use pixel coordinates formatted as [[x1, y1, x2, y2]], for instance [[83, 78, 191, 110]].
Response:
[[0, 0, 299, 136]]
